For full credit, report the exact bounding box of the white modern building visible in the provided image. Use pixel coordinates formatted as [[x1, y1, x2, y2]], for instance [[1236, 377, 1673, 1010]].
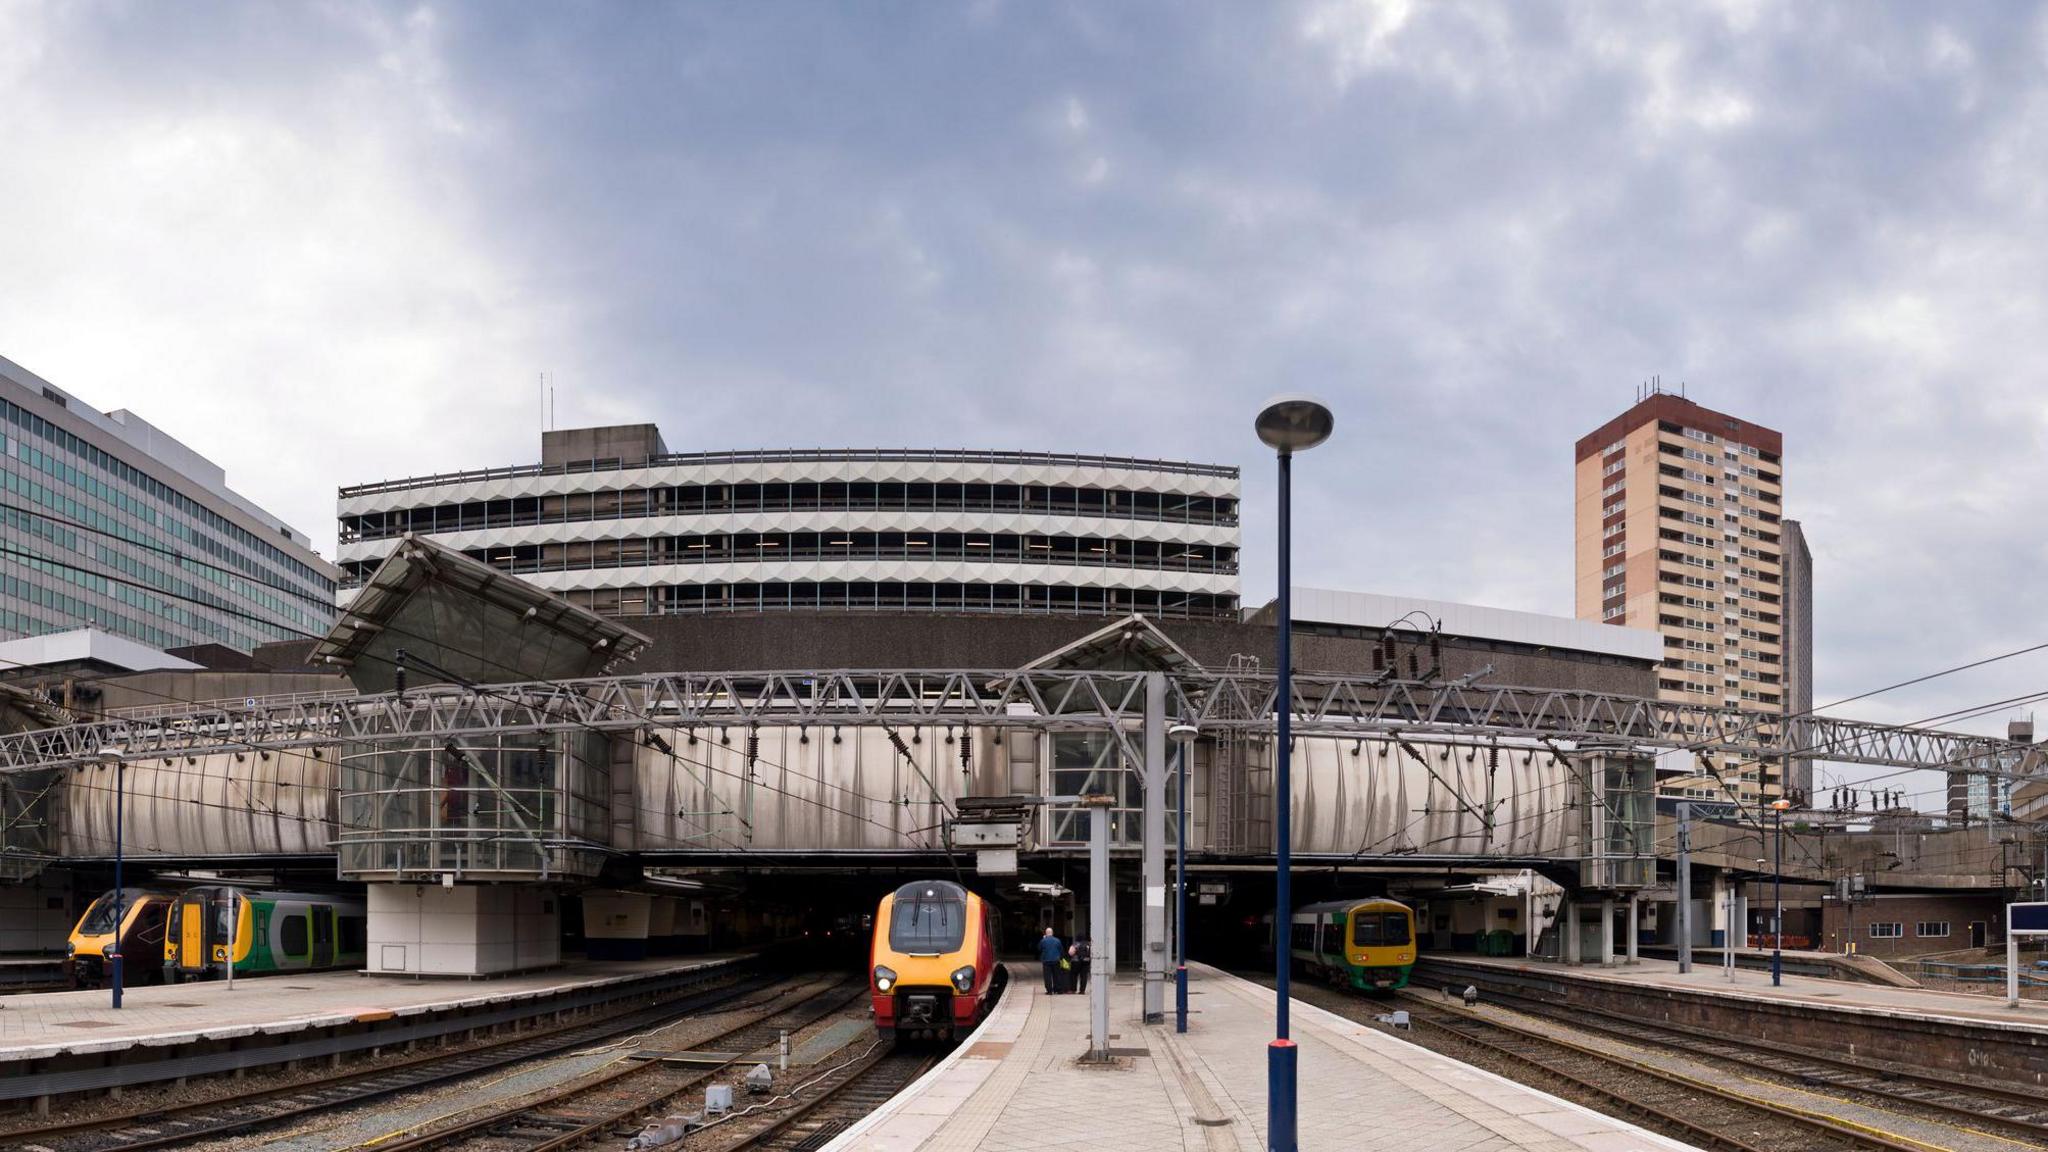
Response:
[[337, 425, 1240, 619], [1, 355, 339, 651]]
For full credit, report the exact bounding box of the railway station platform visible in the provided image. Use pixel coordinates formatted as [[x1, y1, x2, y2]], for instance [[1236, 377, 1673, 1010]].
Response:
[[828, 962, 1703, 1151], [0, 953, 748, 1108]]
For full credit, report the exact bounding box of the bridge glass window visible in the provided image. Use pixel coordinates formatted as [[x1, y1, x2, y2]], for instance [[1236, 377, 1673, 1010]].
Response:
[[889, 882, 967, 955]]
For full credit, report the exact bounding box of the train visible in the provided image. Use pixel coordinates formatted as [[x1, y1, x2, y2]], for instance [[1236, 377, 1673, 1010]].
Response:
[[163, 887, 368, 981], [65, 887, 177, 988], [869, 879, 1002, 1041], [1286, 898, 1418, 991]]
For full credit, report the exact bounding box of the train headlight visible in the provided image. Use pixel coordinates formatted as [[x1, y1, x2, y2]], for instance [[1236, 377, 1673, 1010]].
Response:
[[950, 965, 976, 993], [66, 941, 76, 956], [873, 965, 897, 992]]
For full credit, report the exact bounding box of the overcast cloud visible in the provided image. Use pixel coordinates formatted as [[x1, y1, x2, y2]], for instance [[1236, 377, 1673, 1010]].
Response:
[[4, 1, 2048, 803]]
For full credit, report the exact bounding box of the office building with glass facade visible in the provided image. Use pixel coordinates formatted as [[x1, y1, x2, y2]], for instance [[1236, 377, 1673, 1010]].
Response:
[[0, 355, 339, 651]]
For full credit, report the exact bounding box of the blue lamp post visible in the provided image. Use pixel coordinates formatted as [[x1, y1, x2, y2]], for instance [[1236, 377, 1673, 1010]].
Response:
[[1255, 395, 1334, 1152], [1170, 721, 1199, 1033]]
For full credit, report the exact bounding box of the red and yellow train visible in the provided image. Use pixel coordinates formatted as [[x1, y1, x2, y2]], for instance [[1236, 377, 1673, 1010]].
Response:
[[869, 879, 1001, 1041]]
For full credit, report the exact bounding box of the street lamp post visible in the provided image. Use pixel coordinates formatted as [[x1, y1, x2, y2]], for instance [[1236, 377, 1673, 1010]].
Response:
[[1770, 798, 1791, 986], [1169, 722, 1199, 1034], [1255, 395, 1334, 1152], [95, 748, 125, 1010]]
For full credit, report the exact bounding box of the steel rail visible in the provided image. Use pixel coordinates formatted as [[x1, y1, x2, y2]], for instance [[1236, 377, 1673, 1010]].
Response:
[[0, 969, 781, 1152], [364, 979, 869, 1152], [1459, 982, 2048, 1142], [1399, 1001, 1937, 1152], [719, 1047, 939, 1151]]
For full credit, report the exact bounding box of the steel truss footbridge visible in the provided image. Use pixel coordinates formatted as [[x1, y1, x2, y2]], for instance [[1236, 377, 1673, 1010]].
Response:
[[0, 669, 2030, 778]]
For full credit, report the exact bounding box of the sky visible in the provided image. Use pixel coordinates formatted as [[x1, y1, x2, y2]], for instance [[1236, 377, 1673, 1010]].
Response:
[[3, 1, 2047, 806]]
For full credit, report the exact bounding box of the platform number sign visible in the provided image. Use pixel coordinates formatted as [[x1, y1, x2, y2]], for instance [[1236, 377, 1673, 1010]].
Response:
[[2006, 902, 2048, 1007]]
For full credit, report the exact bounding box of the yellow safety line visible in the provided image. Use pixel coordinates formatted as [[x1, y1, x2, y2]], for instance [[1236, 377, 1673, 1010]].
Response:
[[1741, 1075, 2045, 1152]]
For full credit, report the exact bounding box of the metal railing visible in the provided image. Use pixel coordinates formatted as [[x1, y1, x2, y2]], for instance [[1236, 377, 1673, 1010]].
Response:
[[338, 447, 1240, 498]]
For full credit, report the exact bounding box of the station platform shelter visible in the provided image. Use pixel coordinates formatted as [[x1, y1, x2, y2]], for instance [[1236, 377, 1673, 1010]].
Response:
[[829, 962, 1701, 1151]]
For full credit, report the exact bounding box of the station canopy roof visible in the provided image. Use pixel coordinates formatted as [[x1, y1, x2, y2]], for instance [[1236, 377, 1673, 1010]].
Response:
[[1014, 613, 1203, 675], [312, 535, 651, 693]]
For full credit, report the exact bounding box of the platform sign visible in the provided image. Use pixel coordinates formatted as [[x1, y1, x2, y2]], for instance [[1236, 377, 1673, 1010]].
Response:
[[2006, 902, 2048, 1007]]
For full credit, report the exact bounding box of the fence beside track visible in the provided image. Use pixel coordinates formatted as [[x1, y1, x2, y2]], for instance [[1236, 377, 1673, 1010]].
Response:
[[0, 955, 755, 1109]]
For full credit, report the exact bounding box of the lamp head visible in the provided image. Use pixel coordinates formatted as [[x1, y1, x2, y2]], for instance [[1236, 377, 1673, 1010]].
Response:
[[94, 747, 122, 766], [1255, 394, 1334, 453], [1770, 798, 1793, 812], [1167, 723, 1200, 746]]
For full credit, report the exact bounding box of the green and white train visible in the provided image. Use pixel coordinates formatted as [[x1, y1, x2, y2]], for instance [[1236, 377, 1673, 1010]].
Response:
[[162, 887, 367, 981]]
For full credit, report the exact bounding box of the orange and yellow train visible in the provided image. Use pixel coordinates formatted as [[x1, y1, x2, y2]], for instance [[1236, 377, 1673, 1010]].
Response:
[[869, 879, 1001, 1041]]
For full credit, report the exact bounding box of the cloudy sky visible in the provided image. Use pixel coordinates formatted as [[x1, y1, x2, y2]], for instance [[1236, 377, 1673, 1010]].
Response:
[[4, 1, 2047, 802]]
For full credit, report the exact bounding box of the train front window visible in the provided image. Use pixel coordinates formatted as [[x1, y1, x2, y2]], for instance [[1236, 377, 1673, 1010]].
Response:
[[889, 883, 967, 954], [1351, 913, 1384, 947], [1382, 913, 1411, 945], [78, 889, 147, 935]]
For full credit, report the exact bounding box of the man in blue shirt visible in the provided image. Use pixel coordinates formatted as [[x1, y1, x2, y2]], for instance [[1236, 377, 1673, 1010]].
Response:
[[1037, 927, 1065, 994]]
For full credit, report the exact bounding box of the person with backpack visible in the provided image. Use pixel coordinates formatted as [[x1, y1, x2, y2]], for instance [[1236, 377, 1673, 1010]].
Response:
[[1069, 935, 1093, 995], [1037, 926, 1065, 994]]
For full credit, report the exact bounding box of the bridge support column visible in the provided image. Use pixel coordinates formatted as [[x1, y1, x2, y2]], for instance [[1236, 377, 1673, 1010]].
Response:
[[583, 890, 653, 960], [1599, 898, 1615, 966], [1626, 895, 1639, 964], [365, 884, 559, 976], [1562, 898, 1580, 965]]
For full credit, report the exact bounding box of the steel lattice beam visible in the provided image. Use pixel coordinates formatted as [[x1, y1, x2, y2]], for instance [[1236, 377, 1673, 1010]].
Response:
[[0, 670, 2029, 776]]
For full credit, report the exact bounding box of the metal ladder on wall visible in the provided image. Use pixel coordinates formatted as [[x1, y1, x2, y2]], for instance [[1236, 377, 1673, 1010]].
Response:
[[1209, 654, 1270, 854]]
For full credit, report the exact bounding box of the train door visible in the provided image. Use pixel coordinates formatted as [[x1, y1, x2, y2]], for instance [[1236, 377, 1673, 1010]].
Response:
[[177, 895, 208, 974], [312, 906, 334, 968], [133, 900, 169, 982]]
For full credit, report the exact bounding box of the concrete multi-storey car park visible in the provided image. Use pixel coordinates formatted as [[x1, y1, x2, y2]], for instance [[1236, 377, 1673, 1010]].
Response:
[[336, 423, 1241, 620], [0, 355, 338, 650]]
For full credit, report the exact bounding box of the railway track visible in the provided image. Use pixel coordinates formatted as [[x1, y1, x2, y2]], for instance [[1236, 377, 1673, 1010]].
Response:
[[1447, 981, 2048, 1147], [363, 978, 870, 1152], [716, 1047, 937, 1151], [1254, 974, 1934, 1152], [0, 970, 793, 1152]]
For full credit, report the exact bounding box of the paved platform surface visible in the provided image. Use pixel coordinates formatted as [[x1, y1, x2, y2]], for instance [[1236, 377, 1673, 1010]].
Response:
[[1431, 953, 2048, 1033], [827, 963, 1701, 1151], [0, 954, 744, 1060]]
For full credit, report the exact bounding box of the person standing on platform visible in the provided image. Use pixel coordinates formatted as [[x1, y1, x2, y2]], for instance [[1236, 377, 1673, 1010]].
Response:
[[1070, 935, 1093, 996], [1038, 926, 1065, 994]]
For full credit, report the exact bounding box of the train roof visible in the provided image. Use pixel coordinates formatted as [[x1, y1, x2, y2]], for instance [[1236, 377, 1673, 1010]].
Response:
[[890, 879, 970, 902], [1293, 898, 1411, 916]]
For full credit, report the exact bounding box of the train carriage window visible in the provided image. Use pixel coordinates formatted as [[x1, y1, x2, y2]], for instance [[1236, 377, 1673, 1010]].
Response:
[[280, 914, 310, 959], [888, 882, 967, 954], [1382, 912, 1411, 946], [1351, 914, 1383, 947], [1320, 921, 1341, 955]]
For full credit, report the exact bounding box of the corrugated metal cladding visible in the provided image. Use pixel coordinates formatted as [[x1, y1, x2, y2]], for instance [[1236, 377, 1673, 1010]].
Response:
[[33, 723, 1614, 864], [335, 446, 1242, 620]]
